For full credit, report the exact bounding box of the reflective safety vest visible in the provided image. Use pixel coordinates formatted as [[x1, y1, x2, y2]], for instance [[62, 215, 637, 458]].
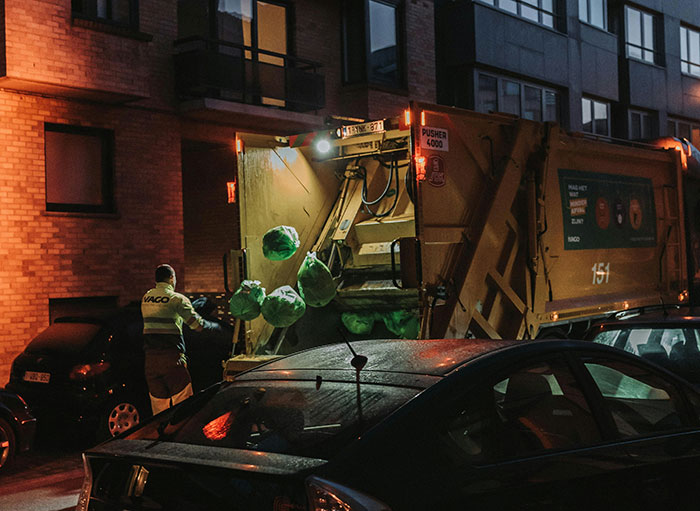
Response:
[[141, 282, 205, 343]]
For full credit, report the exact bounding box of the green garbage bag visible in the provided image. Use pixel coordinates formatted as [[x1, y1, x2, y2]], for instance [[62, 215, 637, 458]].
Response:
[[261, 285, 306, 327], [341, 311, 376, 335], [381, 310, 420, 339], [228, 280, 266, 321], [297, 252, 336, 307], [262, 225, 300, 261]]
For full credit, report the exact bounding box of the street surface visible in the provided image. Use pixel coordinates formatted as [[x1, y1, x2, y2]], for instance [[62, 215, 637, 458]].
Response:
[[0, 437, 84, 511]]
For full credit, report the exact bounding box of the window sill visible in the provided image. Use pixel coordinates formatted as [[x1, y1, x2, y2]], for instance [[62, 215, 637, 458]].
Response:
[[72, 16, 153, 42], [578, 20, 612, 35], [625, 55, 665, 70], [43, 210, 121, 220], [681, 71, 700, 81], [474, 2, 567, 36], [342, 82, 410, 96]]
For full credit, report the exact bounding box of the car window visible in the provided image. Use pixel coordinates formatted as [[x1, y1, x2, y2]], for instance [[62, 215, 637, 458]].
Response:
[[583, 359, 687, 438], [126, 380, 420, 460], [439, 358, 601, 464], [25, 322, 103, 354]]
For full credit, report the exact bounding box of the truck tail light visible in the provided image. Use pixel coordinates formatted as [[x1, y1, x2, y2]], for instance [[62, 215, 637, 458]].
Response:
[[69, 361, 110, 380], [306, 476, 391, 511]]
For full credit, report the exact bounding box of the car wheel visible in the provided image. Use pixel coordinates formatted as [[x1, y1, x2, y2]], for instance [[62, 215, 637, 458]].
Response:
[[0, 418, 16, 471], [100, 400, 142, 439]]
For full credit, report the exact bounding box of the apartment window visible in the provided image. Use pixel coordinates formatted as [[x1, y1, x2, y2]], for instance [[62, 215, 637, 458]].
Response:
[[477, 73, 560, 122], [72, 0, 138, 28], [578, 0, 606, 30], [681, 25, 700, 77], [625, 6, 659, 65], [343, 0, 404, 88], [45, 124, 114, 214], [629, 109, 653, 140], [582, 97, 610, 136], [479, 0, 561, 31], [668, 118, 700, 147]]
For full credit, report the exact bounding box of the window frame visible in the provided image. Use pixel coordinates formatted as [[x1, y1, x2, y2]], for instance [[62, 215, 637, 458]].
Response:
[[668, 117, 700, 147], [680, 25, 700, 78], [342, 0, 406, 89], [71, 0, 140, 30], [628, 108, 654, 140], [578, 0, 607, 31], [581, 96, 610, 137], [44, 123, 115, 215], [477, 0, 564, 31], [624, 5, 659, 65], [476, 72, 561, 123]]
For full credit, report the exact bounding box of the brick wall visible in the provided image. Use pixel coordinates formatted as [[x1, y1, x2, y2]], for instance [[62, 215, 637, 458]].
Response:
[[0, 91, 183, 384]]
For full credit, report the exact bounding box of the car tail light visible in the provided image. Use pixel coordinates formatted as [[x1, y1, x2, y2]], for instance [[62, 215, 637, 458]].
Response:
[[75, 453, 93, 511], [306, 476, 391, 511], [69, 361, 110, 380]]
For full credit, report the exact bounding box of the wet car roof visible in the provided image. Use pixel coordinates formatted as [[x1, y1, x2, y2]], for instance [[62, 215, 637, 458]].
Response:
[[249, 338, 522, 376]]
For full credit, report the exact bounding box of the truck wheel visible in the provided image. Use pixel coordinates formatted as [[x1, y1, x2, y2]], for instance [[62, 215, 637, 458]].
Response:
[[99, 399, 143, 440], [0, 418, 16, 471]]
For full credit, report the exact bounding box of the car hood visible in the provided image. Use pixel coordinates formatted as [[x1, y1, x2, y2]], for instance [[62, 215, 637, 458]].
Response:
[[87, 438, 327, 476]]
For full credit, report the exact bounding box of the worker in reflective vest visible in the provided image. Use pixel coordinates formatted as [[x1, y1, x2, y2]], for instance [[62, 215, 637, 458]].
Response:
[[142, 264, 220, 414]]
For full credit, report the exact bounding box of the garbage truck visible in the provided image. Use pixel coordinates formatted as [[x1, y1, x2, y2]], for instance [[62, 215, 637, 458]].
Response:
[[222, 102, 700, 377]]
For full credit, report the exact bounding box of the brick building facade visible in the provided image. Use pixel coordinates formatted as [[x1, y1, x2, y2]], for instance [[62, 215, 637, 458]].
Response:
[[0, 0, 436, 383]]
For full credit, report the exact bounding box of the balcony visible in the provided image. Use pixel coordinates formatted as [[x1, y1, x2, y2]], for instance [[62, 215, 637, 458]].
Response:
[[174, 37, 325, 114]]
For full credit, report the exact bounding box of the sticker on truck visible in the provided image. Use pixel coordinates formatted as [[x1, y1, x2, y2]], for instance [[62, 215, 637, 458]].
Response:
[[558, 168, 656, 250]]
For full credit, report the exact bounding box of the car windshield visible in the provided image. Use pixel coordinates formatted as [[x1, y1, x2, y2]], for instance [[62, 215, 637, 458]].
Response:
[[126, 379, 420, 459], [25, 322, 103, 354]]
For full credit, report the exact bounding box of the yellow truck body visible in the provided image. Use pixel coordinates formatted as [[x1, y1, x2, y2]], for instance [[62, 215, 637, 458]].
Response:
[[223, 102, 694, 376]]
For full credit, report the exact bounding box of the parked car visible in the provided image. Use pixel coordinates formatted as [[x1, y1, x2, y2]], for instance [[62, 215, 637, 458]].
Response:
[[6, 303, 231, 442], [77, 338, 700, 510], [0, 388, 36, 471], [586, 305, 700, 384]]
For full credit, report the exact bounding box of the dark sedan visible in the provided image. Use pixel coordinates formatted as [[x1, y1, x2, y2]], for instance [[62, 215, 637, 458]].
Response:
[[6, 304, 231, 442], [0, 388, 36, 471], [75, 338, 700, 510]]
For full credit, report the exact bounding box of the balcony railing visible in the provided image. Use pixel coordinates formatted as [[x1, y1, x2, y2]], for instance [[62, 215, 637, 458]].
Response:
[[174, 37, 325, 113]]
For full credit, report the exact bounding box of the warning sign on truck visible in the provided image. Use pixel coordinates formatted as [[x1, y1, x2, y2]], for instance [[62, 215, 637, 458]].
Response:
[[558, 168, 657, 250], [420, 127, 449, 152]]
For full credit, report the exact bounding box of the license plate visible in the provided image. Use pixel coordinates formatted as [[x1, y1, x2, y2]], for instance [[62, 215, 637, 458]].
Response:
[[23, 371, 50, 383], [341, 119, 385, 138]]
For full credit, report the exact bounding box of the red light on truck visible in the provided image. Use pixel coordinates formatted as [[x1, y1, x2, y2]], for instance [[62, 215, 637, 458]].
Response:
[[415, 155, 426, 181], [421, 111, 426, 126], [679, 289, 689, 302], [227, 180, 237, 203], [236, 138, 244, 154], [404, 109, 411, 126]]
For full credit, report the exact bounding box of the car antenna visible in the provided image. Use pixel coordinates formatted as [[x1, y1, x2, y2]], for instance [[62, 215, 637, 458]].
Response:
[[337, 327, 367, 426]]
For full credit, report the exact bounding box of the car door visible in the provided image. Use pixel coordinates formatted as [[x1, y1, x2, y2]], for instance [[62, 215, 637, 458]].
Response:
[[411, 355, 640, 510], [574, 353, 700, 510]]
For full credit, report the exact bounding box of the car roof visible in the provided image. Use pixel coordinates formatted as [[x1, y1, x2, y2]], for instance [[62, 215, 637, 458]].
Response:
[[249, 338, 520, 377]]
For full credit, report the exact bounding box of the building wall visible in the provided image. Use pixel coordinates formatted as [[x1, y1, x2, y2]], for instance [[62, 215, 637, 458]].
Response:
[[0, 92, 183, 383]]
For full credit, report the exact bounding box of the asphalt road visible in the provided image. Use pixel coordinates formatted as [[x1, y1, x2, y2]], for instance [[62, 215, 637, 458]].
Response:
[[0, 436, 85, 511]]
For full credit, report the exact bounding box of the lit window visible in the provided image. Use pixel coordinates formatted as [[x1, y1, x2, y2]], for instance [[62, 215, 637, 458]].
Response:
[[72, 0, 138, 28], [625, 6, 658, 65], [681, 26, 700, 77], [578, 0, 606, 30], [477, 73, 560, 123], [45, 124, 115, 214], [478, 0, 561, 30], [582, 97, 609, 136]]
